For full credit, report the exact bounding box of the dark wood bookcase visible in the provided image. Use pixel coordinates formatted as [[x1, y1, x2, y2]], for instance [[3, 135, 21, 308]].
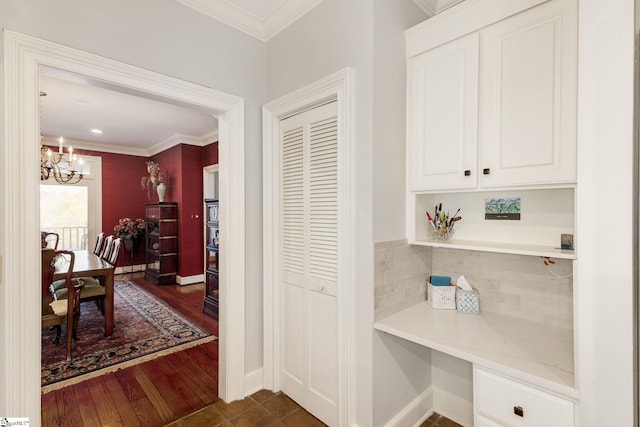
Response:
[[144, 202, 178, 285], [203, 199, 219, 318]]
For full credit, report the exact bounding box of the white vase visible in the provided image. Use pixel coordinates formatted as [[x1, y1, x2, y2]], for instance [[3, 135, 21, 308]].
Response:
[[156, 182, 166, 202]]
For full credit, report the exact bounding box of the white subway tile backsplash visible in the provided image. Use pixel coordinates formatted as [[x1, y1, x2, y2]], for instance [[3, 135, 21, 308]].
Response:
[[374, 240, 432, 321], [432, 248, 573, 329], [374, 243, 573, 330]]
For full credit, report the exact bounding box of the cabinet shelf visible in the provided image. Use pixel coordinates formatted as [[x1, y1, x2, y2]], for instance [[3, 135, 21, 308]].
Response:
[[204, 199, 219, 319], [410, 188, 575, 260], [144, 203, 178, 286], [411, 237, 575, 259]]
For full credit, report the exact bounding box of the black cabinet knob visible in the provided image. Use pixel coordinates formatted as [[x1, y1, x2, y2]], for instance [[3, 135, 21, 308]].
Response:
[[483, 168, 491, 175], [514, 405, 524, 417], [464, 170, 471, 176]]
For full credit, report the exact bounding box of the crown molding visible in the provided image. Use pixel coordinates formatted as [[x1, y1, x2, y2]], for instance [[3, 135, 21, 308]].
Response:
[[202, 129, 219, 144], [149, 133, 202, 155], [42, 130, 218, 158], [412, 0, 466, 17], [262, 0, 324, 40], [41, 135, 149, 157], [412, 0, 437, 17], [175, 0, 322, 41]]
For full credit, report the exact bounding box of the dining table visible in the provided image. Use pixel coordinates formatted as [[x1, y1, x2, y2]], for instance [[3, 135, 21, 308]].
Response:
[[52, 250, 115, 337]]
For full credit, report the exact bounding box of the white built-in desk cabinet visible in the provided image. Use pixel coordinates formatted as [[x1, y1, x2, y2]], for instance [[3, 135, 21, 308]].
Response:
[[376, 0, 580, 425]]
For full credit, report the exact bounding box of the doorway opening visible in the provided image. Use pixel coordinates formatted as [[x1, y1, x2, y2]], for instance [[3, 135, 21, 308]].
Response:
[[2, 29, 246, 421]]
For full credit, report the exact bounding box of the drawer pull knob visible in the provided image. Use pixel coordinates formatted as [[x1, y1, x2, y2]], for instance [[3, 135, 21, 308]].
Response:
[[464, 170, 471, 176], [514, 405, 524, 417], [483, 168, 491, 175]]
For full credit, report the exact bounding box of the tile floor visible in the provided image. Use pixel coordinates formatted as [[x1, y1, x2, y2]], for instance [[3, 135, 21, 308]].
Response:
[[166, 389, 462, 427]]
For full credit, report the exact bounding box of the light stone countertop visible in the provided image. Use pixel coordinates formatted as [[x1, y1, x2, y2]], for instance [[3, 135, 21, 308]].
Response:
[[374, 301, 577, 400]]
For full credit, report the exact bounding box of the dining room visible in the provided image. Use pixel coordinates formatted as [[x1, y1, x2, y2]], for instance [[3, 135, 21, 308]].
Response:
[[38, 68, 222, 423]]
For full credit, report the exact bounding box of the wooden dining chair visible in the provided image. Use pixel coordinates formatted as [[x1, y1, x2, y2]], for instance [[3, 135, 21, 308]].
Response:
[[80, 237, 121, 314], [52, 237, 121, 316], [41, 231, 59, 250], [42, 249, 83, 361], [93, 232, 105, 256], [99, 235, 114, 260]]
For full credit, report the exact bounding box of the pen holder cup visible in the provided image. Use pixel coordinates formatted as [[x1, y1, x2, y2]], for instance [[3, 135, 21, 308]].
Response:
[[431, 227, 453, 241], [456, 288, 480, 314]]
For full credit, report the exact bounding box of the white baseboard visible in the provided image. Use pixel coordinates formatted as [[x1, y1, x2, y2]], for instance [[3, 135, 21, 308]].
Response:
[[177, 274, 205, 285], [244, 367, 264, 396], [114, 264, 145, 275], [383, 387, 433, 427], [432, 386, 473, 427]]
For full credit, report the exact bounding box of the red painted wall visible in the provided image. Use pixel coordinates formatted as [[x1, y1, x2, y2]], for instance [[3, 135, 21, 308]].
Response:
[[55, 141, 218, 277], [203, 141, 218, 166], [78, 148, 149, 266], [152, 143, 213, 279]]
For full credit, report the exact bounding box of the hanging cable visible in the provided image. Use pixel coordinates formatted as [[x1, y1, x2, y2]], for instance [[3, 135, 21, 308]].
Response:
[[540, 257, 573, 279]]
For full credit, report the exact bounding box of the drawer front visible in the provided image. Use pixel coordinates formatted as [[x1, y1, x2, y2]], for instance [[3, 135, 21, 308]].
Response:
[[475, 368, 574, 427]]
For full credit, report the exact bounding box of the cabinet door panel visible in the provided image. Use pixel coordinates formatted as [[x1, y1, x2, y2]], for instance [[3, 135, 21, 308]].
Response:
[[408, 33, 479, 191], [479, 0, 577, 187]]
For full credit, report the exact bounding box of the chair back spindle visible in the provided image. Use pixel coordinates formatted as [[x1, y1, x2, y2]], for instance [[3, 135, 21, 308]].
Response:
[[105, 238, 122, 266], [93, 232, 105, 256], [100, 235, 114, 260]]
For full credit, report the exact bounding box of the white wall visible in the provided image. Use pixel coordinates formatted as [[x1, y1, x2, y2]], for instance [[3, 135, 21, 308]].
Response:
[[267, 1, 427, 425], [373, 0, 426, 242], [372, 332, 432, 426], [576, 0, 635, 425], [0, 0, 267, 405]]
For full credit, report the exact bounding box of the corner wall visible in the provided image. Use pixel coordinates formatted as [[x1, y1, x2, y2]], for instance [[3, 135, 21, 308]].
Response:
[[267, 1, 428, 424]]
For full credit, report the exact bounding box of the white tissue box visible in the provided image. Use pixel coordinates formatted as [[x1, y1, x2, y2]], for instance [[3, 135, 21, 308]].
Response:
[[456, 288, 480, 314], [427, 282, 456, 310]]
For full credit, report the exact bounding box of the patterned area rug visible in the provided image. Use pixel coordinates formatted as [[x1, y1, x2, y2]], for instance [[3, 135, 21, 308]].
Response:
[[41, 280, 216, 393]]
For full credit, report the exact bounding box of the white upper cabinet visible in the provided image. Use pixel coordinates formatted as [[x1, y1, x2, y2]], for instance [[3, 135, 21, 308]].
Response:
[[407, 0, 577, 192], [479, 0, 577, 187], [408, 33, 479, 191]]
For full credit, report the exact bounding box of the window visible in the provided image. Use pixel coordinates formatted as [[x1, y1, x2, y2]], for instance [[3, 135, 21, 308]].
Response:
[[39, 154, 102, 250]]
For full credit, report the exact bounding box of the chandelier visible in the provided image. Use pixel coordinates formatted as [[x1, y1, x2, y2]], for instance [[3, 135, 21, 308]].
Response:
[[40, 91, 84, 184], [40, 137, 84, 184]]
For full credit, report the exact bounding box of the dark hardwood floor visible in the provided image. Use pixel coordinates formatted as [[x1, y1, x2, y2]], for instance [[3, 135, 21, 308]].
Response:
[[41, 273, 219, 427], [42, 274, 462, 427]]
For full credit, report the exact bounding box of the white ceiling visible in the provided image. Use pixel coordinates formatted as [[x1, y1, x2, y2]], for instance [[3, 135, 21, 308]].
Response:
[[39, 68, 218, 157]]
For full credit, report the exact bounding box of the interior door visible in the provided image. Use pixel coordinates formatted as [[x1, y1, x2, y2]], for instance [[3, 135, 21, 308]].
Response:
[[279, 101, 339, 426]]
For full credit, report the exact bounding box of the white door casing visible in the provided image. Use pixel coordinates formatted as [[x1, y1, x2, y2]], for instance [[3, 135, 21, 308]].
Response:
[[263, 68, 355, 427], [2, 30, 246, 423]]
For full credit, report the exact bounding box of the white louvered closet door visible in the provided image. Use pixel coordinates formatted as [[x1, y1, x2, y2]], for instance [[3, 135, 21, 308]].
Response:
[[279, 101, 339, 426]]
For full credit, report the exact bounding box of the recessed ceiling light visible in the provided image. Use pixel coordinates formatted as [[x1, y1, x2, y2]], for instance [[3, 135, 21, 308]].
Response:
[[91, 129, 103, 134]]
